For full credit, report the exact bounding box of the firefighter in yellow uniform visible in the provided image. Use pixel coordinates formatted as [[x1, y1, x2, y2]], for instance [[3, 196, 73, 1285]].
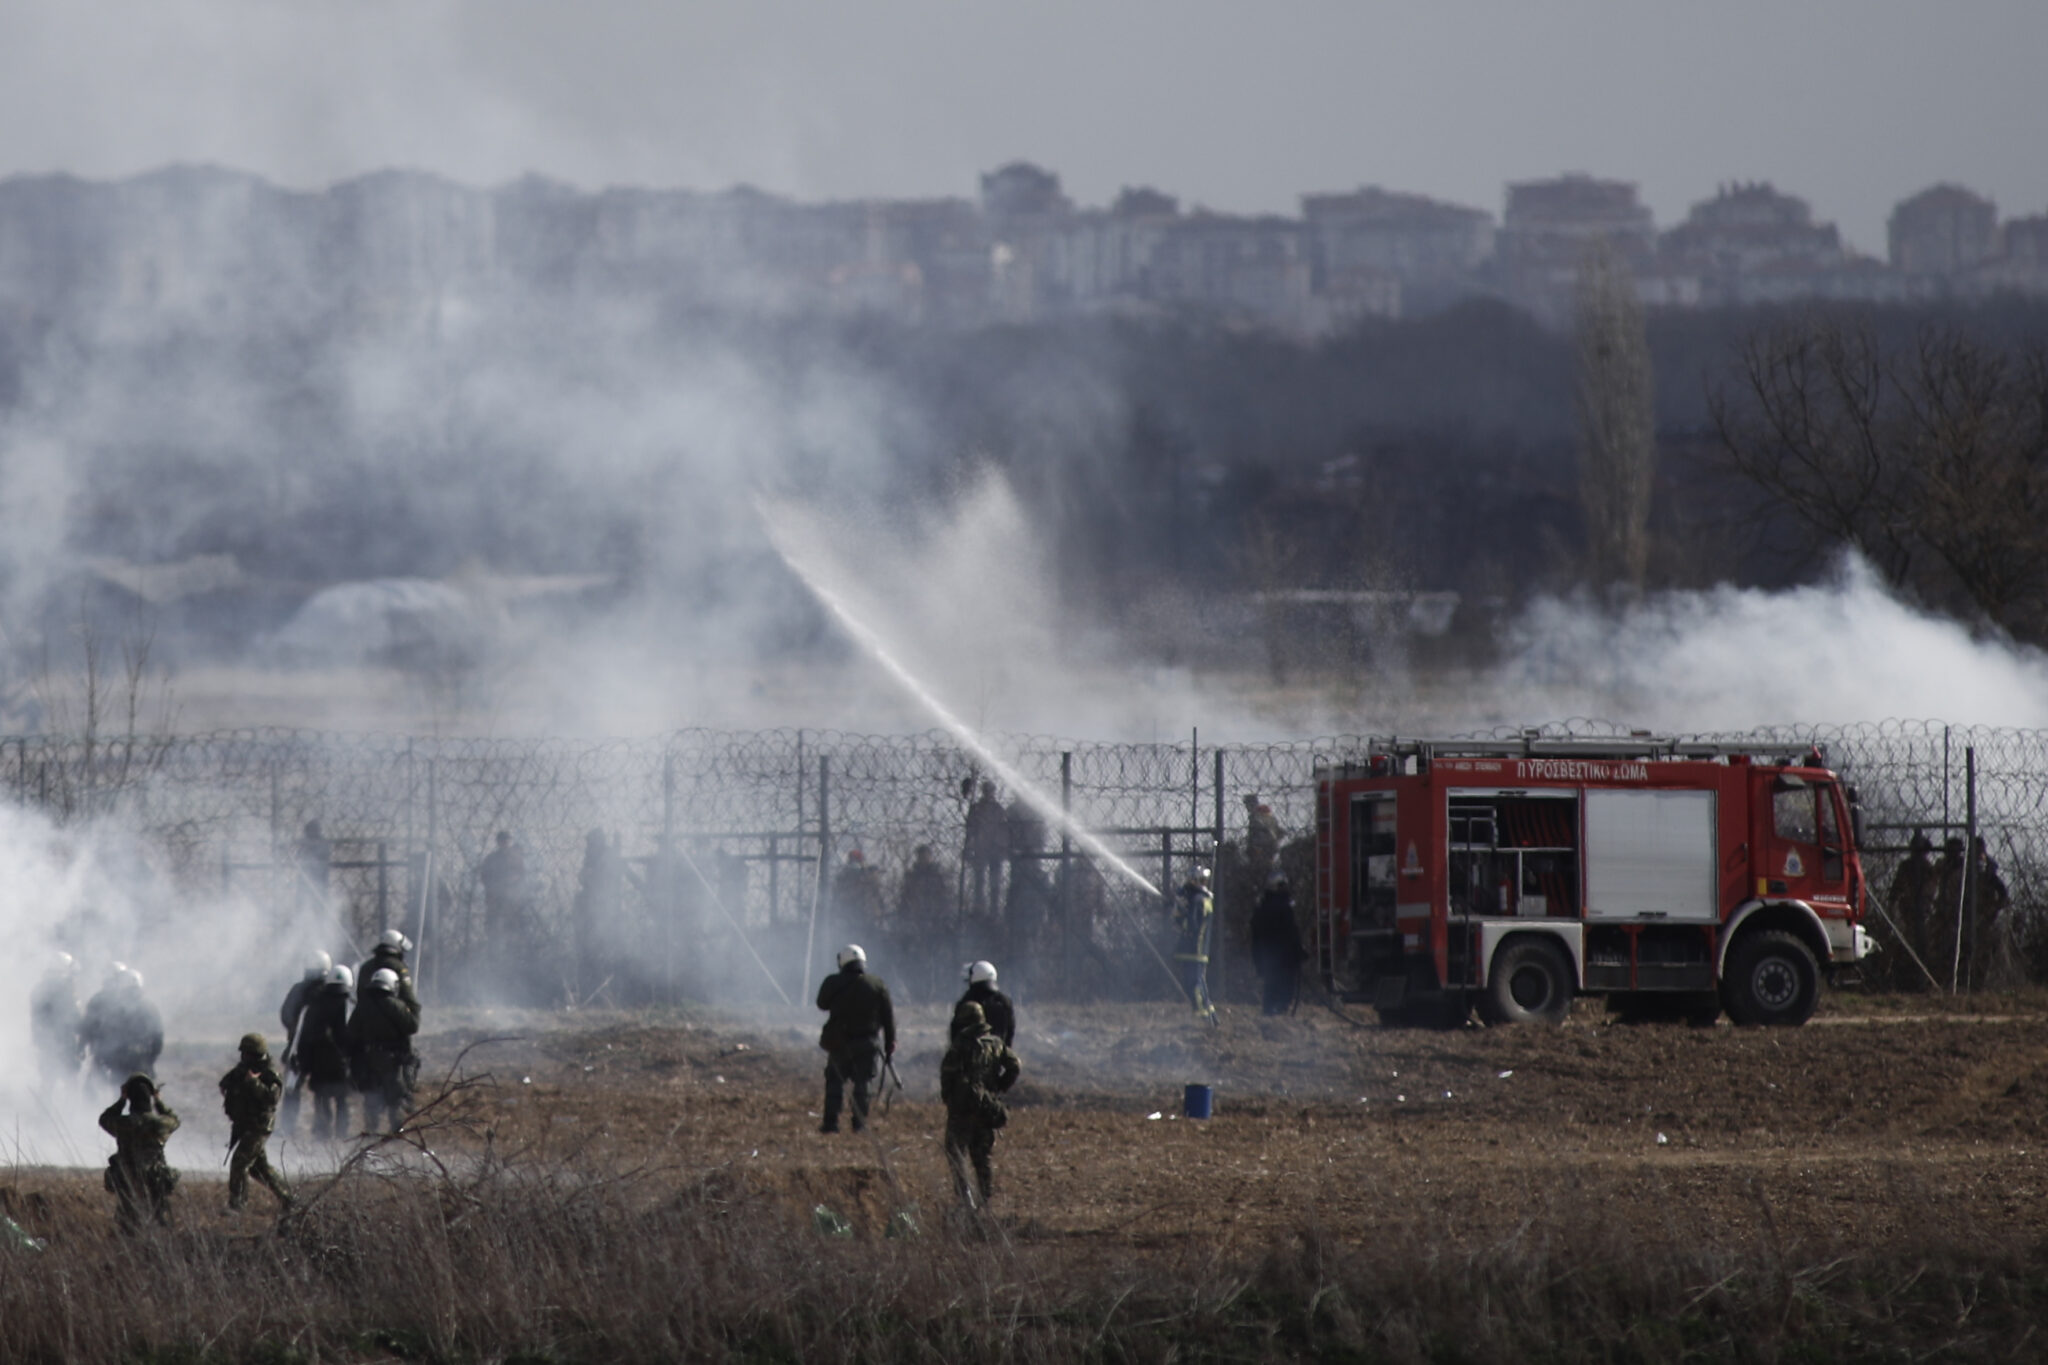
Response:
[[1174, 866, 1217, 1021]]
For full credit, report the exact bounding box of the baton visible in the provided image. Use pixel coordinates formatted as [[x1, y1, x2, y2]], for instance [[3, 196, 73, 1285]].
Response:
[[880, 1057, 905, 1114]]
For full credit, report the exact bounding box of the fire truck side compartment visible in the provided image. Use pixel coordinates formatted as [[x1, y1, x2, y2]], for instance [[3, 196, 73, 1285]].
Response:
[[1583, 789, 1718, 922]]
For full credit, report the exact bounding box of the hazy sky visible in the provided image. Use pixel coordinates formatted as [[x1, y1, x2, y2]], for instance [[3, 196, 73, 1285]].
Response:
[[4, 0, 2043, 256]]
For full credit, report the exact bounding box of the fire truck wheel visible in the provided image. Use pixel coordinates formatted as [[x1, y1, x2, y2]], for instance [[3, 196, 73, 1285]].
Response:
[[1722, 930, 1819, 1027], [1481, 937, 1574, 1026]]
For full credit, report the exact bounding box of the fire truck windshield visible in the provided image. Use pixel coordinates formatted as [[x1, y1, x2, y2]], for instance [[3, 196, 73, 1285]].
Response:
[[1772, 781, 1818, 843]]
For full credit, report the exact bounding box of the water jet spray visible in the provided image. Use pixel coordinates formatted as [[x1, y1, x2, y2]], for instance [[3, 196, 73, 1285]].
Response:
[[757, 499, 1195, 1000]]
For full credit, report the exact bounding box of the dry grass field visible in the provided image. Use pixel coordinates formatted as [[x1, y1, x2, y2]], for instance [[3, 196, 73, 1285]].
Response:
[[8, 992, 2048, 1362]]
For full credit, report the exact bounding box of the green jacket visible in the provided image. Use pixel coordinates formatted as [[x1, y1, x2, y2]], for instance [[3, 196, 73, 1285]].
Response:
[[816, 965, 896, 1056], [100, 1098, 180, 1177], [219, 1059, 284, 1135], [939, 1027, 1021, 1123]]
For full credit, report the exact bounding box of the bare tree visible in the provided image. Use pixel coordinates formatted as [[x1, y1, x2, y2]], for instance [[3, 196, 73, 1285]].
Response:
[[1573, 242, 1658, 591], [1711, 315, 2048, 643], [30, 596, 177, 819]]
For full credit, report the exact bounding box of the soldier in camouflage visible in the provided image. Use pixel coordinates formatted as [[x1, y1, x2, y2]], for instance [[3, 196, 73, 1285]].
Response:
[[219, 1033, 294, 1212], [99, 1072, 180, 1232], [939, 1000, 1021, 1209]]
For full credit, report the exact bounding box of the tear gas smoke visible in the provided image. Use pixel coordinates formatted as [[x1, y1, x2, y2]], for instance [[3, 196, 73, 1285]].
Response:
[[1498, 554, 2048, 732], [0, 801, 339, 1169]]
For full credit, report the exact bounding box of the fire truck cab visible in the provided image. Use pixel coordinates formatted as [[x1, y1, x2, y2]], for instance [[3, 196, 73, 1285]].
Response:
[[1314, 735, 1875, 1027]]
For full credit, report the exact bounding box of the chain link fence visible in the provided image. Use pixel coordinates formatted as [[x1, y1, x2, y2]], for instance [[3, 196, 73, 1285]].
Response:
[[10, 719, 2045, 1006]]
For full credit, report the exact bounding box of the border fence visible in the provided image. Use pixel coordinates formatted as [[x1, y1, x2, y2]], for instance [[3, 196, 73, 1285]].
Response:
[[12, 719, 2047, 1007]]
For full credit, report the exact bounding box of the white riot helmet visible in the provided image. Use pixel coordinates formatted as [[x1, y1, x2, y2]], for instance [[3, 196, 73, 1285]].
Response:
[[107, 962, 144, 991], [836, 944, 866, 969], [366, 967, 399, 994], [327, 963, 355, 991], [305, 950, 334, 981], [378, 929, 412, 954], [965, 960, 998, 987]]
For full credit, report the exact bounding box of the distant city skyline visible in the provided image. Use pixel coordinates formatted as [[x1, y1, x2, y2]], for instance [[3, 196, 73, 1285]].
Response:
[[5, 0, 2044, 259]]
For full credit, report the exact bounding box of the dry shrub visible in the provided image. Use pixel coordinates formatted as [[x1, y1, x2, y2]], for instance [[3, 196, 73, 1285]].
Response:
[[5, 1141, 2048, 1364]]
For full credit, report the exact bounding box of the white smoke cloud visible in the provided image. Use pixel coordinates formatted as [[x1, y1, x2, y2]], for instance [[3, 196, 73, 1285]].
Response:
[[1499, 554, 2048, 732], [0, 800, 340, 1168]]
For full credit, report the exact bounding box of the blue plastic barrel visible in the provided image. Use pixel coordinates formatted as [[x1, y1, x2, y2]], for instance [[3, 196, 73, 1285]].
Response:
[[1183, 1083, 1214, 1120]]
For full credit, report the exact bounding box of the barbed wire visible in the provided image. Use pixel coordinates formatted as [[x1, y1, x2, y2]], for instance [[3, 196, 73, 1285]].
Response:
[[10, 719, 2047, 999]]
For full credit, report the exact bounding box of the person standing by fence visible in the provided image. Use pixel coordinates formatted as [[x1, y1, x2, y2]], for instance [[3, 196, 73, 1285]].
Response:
[[963, 781, 1008, 919], [1175, 867, 1218, 1022], [1250, 873, 1306, 1015]]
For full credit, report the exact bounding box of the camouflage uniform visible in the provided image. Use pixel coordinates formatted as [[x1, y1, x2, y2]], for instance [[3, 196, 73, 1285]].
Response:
[[815, 961, 895, 1133], [348, 988, 420, 1135], [99, 1075, 180, 1233], [939, 1001, 1021, 1208], [219, 1034, 293, 1211]]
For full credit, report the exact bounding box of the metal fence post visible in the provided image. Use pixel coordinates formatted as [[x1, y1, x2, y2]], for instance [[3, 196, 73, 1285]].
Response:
[[1213, 750, 1225, 844], [405, 738, 415, 861], [424, 758, 438, 997], [1964, 746, 1979, 992], [662, 751, 676, 1002], [1943, 725, 1952, 834], [1060, 750, 1073, 993], [803, 753, 830, 1001], [1214, 746, 1226, 1002], [376, 839, 390, 936]]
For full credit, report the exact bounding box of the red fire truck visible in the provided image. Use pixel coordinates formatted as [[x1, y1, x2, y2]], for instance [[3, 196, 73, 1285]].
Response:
[[1314, 735, 1874, 1026]]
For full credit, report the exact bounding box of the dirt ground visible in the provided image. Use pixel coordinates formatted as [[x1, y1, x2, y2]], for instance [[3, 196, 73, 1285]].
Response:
[[13, 990, 2048, 1258]]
